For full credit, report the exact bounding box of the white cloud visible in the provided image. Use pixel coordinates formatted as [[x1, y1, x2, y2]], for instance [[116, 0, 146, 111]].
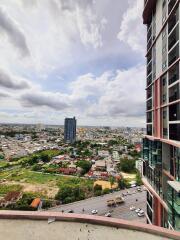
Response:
[[117, 0, 146, 54], [20, 91, 70, 111], [70, 65, 146, 120], [0, 67, 32, 89], [0, 6, 30, 57], [76, 5, 107, 49], [0, 0, 146, 127]]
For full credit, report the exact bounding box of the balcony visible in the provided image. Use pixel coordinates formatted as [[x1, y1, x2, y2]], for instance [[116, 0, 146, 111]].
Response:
[[147, 99, 152, 111], [168, 0, 177, 15], [147, 38, 152, 51], [169, 103, 180, 121], [169, 83, 179, 102], [169, 124, 180, 141], [147, 62, 152, 76], [167, 181, 180, 231], [169, 63, 179, 85], [147, 26, 152, 42], [147, 111, 152, 123], [147, 74, 152, 86], [147, 124, 153, 136], [143, 0, 156, 24], [168, 24, 179, 51], [0, 210, 180, 240], [168, 7, 179, 34], [168, 44, 179, 66]]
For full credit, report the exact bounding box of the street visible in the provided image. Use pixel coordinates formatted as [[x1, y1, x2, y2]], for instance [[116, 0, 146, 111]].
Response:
[[48, 187, 147, 223]]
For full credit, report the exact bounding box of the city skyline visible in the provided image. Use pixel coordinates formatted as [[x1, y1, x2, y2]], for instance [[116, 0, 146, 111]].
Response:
[[0, 0, 146, 127]]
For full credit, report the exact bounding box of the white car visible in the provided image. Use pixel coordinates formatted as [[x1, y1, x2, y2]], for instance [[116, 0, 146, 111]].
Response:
[[91, 210, 98, 214], [138, 212, 145, 217], [130, 206, 136, 211], [135, 208, 141, 213], [131, 184, 136, 188], [105, 212, 111, 217], [137, 187, 142, 191]]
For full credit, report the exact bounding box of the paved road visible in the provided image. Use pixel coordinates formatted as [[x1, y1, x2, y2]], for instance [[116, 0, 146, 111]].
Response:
[[48, 187, 147, 223]]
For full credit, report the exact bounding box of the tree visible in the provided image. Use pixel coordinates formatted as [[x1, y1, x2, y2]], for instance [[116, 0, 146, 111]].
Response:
[[76, 160, 92, 175], [103, 188, 110, 194], [108, 140, 118, 146], [32, 164, 41, 171], [109, 176, 115, 189], [93, 184, 102, 196], [118, 178, 131, 189], [41, 154, 50, 163], [129, 150, 141, 158], [55, 185, 85, 204], [94, 184, 102, 191], [82, 149, 93, 157], [27, 155, 39, 165], [120, 158, 135, 173]]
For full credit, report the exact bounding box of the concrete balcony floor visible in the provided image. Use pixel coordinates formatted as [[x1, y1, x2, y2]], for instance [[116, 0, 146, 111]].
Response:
[[0, 211, 180, 240]]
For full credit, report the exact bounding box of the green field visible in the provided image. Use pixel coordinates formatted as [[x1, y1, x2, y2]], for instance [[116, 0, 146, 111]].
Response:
[[0, 168, 93, 188], [0, 161, 9, 168], [0, 149, 94, 205]]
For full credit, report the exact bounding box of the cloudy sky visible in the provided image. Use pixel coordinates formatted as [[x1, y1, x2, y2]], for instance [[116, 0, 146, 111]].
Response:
[[0, 0, 146, 127]]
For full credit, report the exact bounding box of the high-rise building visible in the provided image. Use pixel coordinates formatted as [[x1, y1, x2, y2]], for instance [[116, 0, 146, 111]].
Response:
[[142, 0, 180, 231], [64, 117, 76, 143]]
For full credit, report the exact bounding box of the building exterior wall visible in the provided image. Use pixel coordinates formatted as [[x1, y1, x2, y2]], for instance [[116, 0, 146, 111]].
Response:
[[64, 117, 76, 144], [143, 0, 180, 231]]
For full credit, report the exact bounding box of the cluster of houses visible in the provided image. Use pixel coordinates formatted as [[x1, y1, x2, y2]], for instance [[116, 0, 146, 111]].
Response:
[[39, 149, 123, 179]]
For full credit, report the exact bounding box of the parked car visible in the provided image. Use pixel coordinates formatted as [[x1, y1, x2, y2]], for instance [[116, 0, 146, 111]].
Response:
[[130, 206, 136, 211], [135, 208, 141, 213], [138, 211, 145, 217], [131, 184, 136, 188], [105, 212, 111, 217], [91, 209, 98, 214], [137, 187, 142, 192]]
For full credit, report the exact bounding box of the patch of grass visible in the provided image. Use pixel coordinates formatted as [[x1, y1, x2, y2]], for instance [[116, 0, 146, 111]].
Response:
[[0, 161, 8, 168], [0, 184, 22, 195], [57, 177, 93, 189], [0, 168, 94, 188]]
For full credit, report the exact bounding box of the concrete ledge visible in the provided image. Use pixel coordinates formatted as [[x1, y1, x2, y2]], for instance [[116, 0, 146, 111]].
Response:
[[0, 210, 180, 239]]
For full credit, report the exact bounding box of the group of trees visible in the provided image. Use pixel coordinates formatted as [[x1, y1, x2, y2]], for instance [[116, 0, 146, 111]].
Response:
[[76, 160, 92, 175], [93, 184, 111, 196], [118, 158, 136, 173], [55, 185, 85, 204]]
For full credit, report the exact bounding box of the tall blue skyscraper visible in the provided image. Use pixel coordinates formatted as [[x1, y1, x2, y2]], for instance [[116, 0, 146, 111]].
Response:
[[64, 117, 76, 143]]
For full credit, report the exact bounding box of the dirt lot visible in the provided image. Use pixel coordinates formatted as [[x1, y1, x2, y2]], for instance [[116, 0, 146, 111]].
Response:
[[2, 181, 59, 198]]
